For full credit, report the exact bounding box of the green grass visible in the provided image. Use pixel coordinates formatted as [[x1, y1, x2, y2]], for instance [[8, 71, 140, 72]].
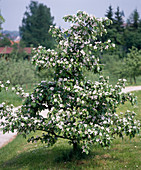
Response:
[[0, 83, 37, 107], [0, 91, 140, 169], [0, 89, 22, 107], [85, 70, 141, 86], [117, 91, 141, 121]]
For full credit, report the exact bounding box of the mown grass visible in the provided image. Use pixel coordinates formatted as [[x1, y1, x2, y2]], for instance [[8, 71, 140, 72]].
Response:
[[0, 91, 140, 169], [85, 70, 141, 86], [0, 89, 22, 107], [0, 83, 37, 107]]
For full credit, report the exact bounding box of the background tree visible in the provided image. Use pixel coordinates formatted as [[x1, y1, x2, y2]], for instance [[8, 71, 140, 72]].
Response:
[[114, 6, 124, 32], [124, 9, 141, 51], [105, 5, 114, 23], [0, 34, 11, 47], [121, 47, 141, 84], [104, 6, 125, 57], [0, 12, 11, 47], [127, 9, 140, 29], [0, 12, 5, 31], [19, 1, 55, 48]]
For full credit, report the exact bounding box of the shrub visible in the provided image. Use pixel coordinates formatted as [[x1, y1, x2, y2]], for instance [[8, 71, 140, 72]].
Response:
[[0, 58, 37, 86], [0, 11, 140, 154]]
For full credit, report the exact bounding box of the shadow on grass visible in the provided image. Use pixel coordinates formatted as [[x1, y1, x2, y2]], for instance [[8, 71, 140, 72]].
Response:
[[0, 144, 123, 170]]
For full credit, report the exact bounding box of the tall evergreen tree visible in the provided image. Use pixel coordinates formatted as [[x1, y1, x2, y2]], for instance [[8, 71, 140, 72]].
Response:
[[124, 9, 141, 50], [114, 6, 124, 32], [128, 9, 140, 29], [19, 1, 55, 48], [105, 5, 113, 21], [103, 5, 115, 42]]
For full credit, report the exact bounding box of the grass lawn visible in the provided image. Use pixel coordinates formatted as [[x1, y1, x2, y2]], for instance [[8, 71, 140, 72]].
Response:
[[0, 83, 37, 107], [0, 91, 140, 169], [0, 89, 22, 107]]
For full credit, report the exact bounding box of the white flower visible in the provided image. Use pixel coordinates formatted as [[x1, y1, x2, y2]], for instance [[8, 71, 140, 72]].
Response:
[[50, 87, 54, 91], [108, 39, 111, 43], [99, 132, 102, 136], [94, 131, 98, 135], [129, 129, 131, 132], [96, 138, 99, 142], [12, 87, 15, 91], [94, 45, 97, 50], [38, 46, 42, 49], [82, 100, 85, 104], [84, 124, 87, 128], [60, 104, 64, 108], [54, 99, 57, 102], [6, 80, 10, 84], [105, 45, 109, 49], [64, 78, 67, 81], [88, 129, 92, 133], [0, 104, 3, 108], [112, 44, 115, 47], [80, 50, 85, 55]]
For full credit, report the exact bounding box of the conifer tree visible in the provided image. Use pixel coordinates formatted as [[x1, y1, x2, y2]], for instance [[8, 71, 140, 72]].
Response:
[[19, 1, 55, 48]]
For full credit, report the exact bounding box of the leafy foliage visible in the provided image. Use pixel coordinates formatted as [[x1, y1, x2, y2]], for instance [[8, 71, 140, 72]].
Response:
[[0, 11, 140, 154]]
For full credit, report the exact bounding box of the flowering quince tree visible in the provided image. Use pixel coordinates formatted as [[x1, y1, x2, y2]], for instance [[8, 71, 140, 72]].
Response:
[[0, 11, 140, 154]]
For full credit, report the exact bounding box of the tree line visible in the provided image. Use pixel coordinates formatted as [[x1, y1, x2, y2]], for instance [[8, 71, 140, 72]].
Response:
[[0, 2, 141, 84], [104, 5, 141, 57], [1, 2, 141, 53]]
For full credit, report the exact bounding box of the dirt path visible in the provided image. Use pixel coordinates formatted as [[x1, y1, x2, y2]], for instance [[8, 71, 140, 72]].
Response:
[[122, 86, 141, 93], [0, 86, 141, 149]]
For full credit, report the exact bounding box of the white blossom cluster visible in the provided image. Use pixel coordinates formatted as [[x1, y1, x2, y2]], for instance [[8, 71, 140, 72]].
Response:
[[0, 80, 10, 91], [11, 86, 29, 98]]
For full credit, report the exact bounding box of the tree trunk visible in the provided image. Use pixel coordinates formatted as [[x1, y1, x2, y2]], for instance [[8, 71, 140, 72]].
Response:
[[134, 76, 136, 84], [130, 77, 133, 84], [73, 142, 78, 152]]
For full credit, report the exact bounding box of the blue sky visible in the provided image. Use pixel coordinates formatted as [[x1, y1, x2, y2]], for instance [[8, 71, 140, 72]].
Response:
[[1, 0, 141, 31]]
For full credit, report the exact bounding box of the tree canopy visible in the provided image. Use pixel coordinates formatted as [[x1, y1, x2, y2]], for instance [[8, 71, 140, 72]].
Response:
[[127, 9, 140, 29], [19, 1, 55, 48], [1, 11, 140, 154], [122, 47, 141, 84]]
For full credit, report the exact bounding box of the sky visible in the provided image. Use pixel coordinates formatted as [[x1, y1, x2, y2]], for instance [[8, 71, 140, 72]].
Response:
[[0, 0, 141, 31]]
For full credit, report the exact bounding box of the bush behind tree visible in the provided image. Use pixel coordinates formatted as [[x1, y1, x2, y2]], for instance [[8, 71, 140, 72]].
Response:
[[0, 58, 37, 86]]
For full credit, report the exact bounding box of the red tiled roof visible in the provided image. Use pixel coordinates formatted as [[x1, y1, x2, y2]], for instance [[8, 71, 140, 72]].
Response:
[[24, 47, 32, 54], [0, 47, 13, 54], [0, 47, 32, 54]]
